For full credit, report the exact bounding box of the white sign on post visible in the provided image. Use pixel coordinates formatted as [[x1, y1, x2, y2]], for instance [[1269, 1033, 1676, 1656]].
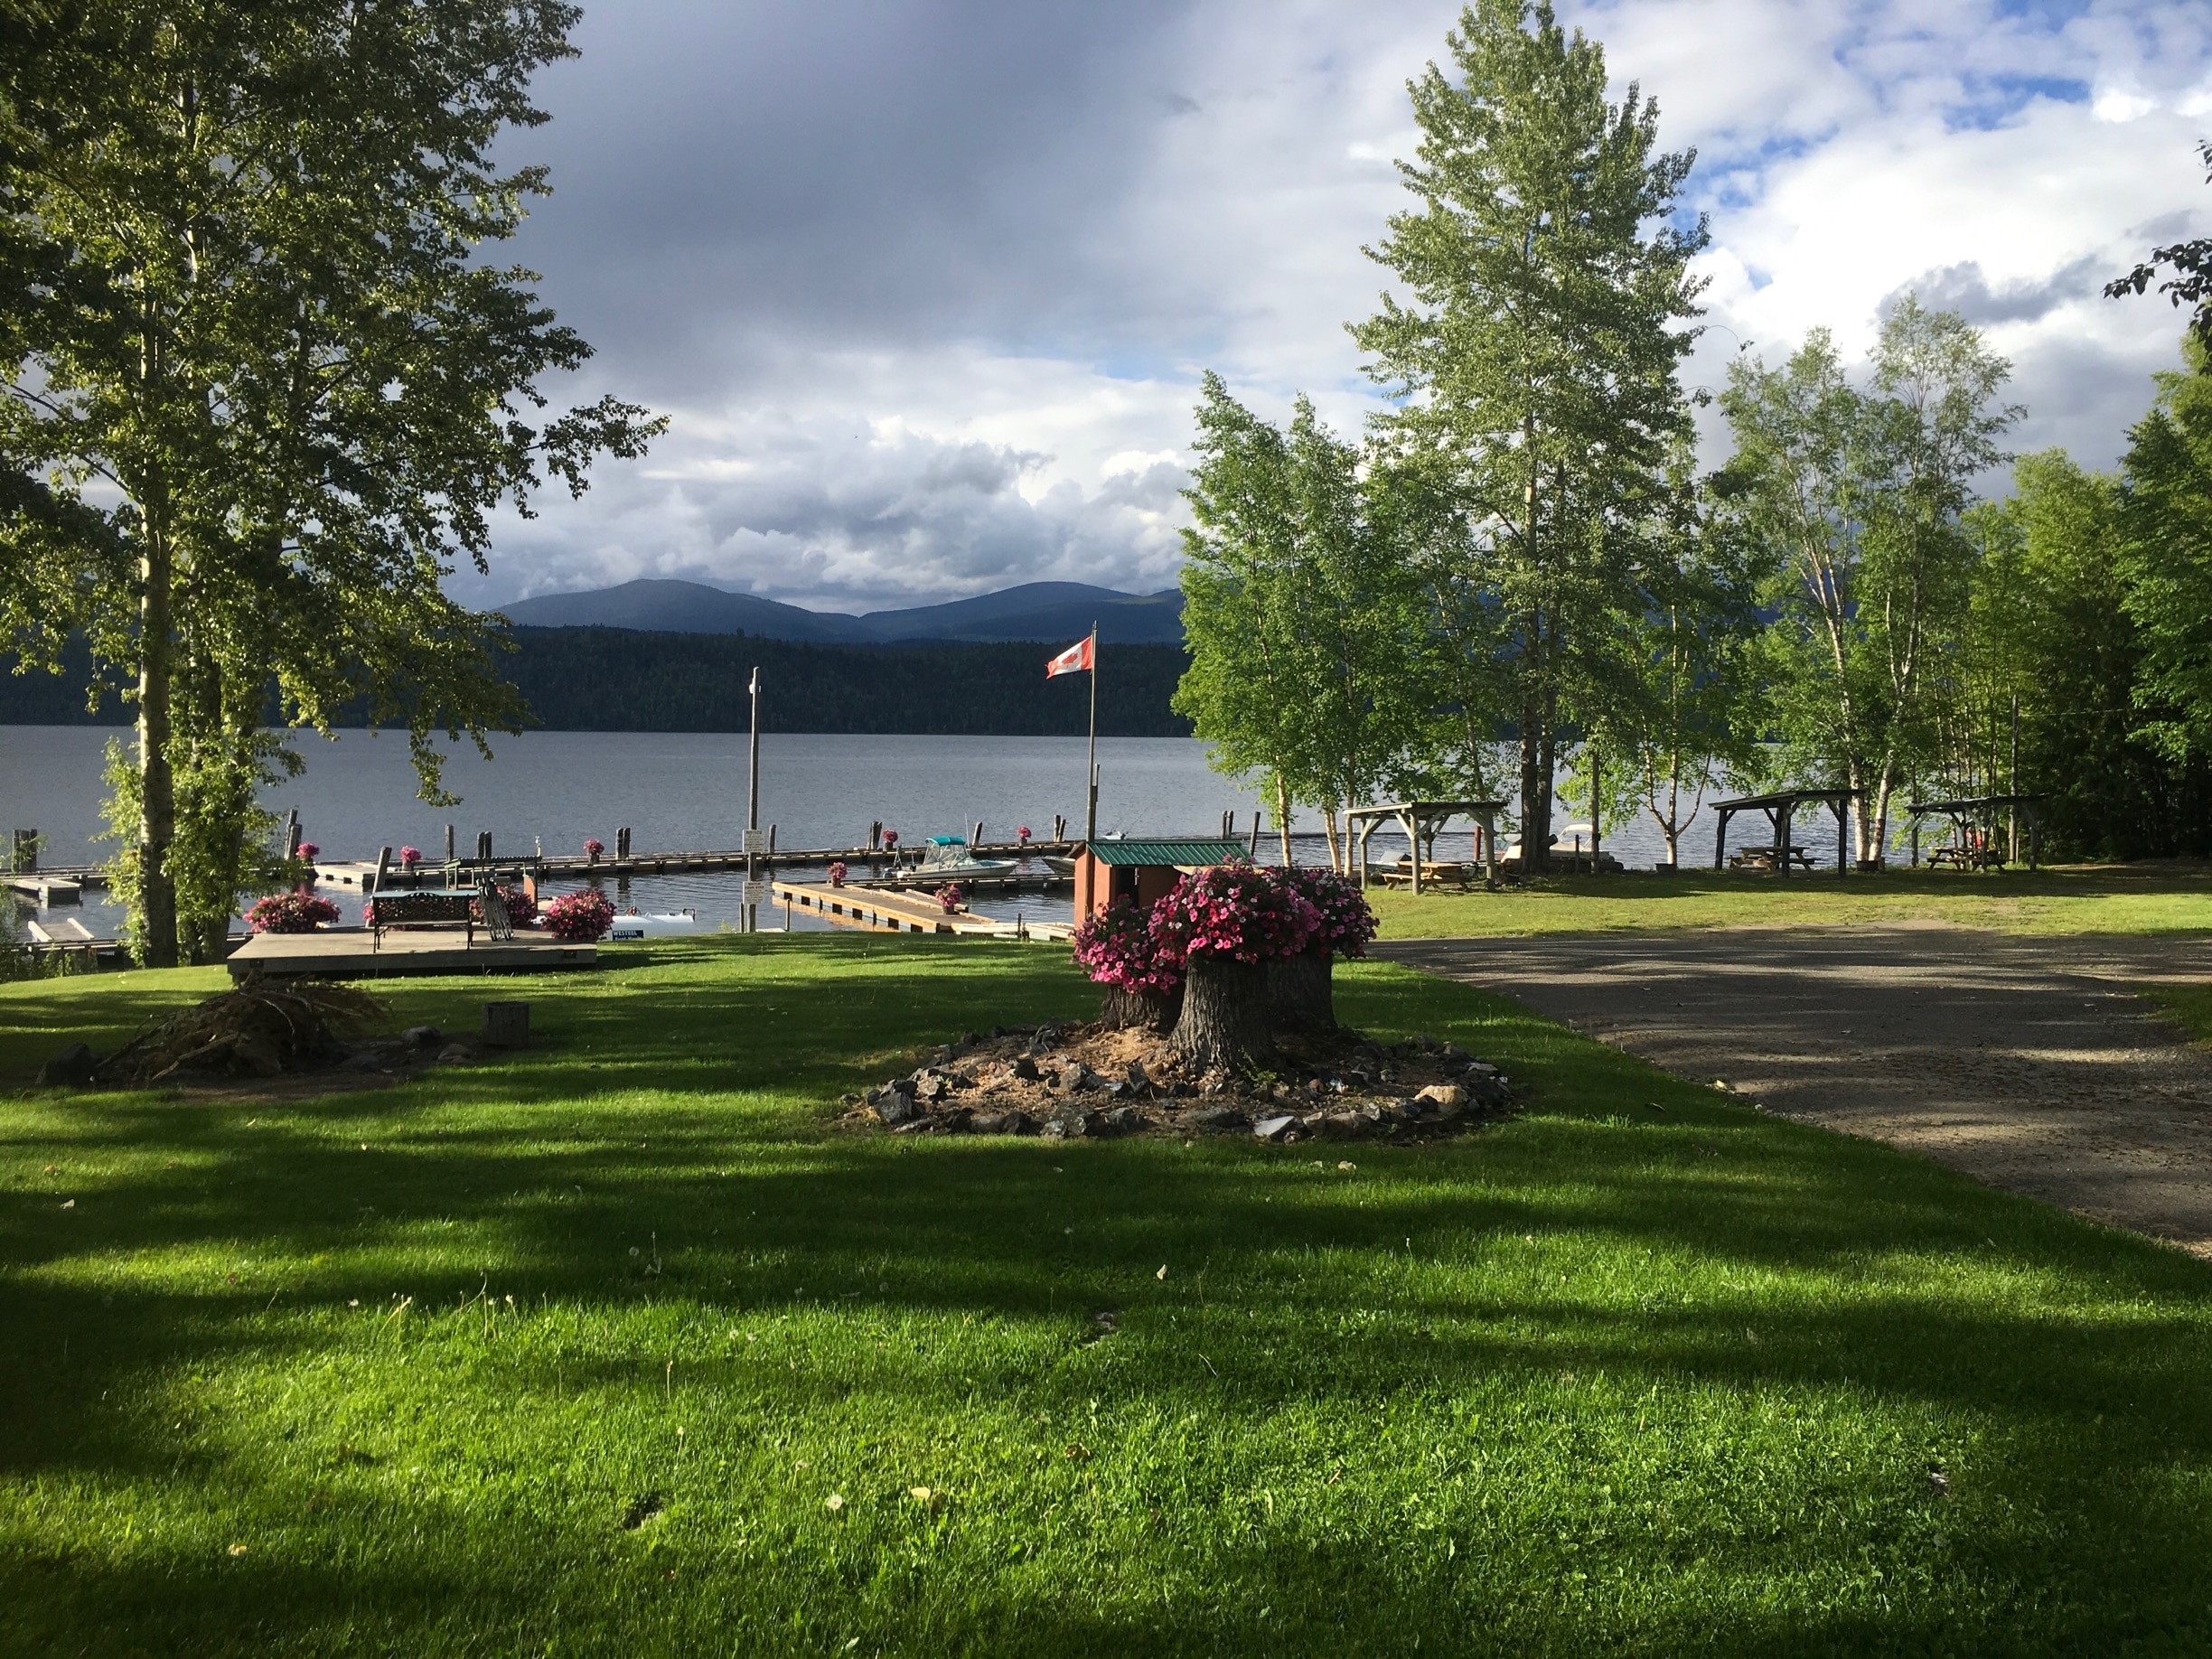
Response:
[[742, 829, 768, 854], [742, 881, 768, 907]]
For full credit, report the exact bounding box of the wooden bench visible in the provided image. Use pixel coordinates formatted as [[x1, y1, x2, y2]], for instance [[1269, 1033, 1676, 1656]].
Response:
[[368, 890, 475, 951]]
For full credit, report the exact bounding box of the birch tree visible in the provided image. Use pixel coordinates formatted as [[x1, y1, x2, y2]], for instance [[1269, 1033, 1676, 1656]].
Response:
[[1721, 301, 2013, 859], [1174, 375, 1422, 867], [0, 2, 661, 962]]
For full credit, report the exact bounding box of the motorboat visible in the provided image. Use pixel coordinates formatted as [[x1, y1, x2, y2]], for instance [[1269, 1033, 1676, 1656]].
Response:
[[909, 837, 1019, 881], [605, 908, 702, 941], [1498, 830, 1623, 874]]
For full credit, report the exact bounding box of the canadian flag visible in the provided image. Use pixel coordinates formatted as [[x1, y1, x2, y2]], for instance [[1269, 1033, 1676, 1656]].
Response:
[[1045, 634, 1093, 678]]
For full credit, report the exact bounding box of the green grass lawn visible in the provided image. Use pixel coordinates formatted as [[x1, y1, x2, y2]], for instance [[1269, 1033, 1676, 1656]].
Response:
[[1369, 863, 2212, 938], [5, 937, 2212, 1655]]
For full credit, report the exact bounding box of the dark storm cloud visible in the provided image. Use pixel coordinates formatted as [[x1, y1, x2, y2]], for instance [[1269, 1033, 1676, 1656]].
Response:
[[511, 0, 1201, 393], [470, 1, 2212, 608], [1888, 256, 2110, 325]]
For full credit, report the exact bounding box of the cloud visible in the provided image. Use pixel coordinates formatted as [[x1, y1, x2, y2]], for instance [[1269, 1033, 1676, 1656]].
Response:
[[483, 0, 2212, 606], [1888, 258, 2108, 326]]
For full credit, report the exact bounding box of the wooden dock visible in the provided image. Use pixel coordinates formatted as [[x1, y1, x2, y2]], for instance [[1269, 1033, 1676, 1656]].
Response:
[[5, 875, 81, 904], [228, 928, 599, 979], [768, 879, 1073, 942], [306, 839, 1079, 890]]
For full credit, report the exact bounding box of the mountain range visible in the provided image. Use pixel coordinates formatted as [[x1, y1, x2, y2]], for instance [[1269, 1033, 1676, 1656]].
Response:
[[495, 578, 1185, 645]]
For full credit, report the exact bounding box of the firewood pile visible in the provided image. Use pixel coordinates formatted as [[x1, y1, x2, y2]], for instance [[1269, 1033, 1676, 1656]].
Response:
[[839, 1021, 1514, 1143]]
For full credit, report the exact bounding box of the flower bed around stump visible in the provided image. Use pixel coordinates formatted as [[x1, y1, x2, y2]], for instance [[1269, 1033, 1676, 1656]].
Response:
[[839, 1019, 1512, 1143], [847, 858, 1511, 1142]]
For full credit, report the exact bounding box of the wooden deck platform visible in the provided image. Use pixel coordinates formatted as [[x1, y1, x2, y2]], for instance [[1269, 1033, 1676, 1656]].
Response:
[[769, 880, 1073, 942], [229, 928, 599, 979]]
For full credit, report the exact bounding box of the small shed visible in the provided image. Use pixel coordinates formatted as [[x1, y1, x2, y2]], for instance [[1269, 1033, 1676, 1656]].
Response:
[[1073, 838, 1250, 925]]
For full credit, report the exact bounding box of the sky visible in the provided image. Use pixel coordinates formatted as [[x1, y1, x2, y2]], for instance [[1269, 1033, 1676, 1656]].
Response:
[[473, 0, 2212, 614]]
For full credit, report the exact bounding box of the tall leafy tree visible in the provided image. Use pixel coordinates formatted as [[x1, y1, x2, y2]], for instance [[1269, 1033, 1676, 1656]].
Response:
[[0, 2, 661, 962], [2118, 337, 2212, 777], [2106, 140, 2212, 352], [1175, 375, 1423, 867], [1608, 470, 1761, 866], [1721, 301, 2014, 858], [1350, 0, 1705, 870], [1957, 452, 2202, 858]]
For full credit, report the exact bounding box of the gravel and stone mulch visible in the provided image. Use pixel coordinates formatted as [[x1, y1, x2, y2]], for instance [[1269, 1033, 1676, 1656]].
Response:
[[837, 1020, 1514, 1143]]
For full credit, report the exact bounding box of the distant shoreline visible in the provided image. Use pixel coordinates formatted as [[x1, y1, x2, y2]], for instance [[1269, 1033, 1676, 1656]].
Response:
[[0, 627, 1195, 738]]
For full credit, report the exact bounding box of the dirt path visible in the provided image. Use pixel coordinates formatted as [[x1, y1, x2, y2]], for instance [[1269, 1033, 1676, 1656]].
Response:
[[1380, 927, 2212, 1254]]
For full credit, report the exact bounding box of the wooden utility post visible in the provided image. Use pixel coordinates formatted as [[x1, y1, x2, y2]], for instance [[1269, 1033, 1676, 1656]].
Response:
[[745, 667, 762, 933]]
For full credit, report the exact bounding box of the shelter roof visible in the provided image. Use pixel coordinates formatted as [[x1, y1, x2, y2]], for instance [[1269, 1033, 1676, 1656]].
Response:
[[1714, 788, 1860, 811], [1079, 838, 1250, 867], [1345, 800, 1506, 823]]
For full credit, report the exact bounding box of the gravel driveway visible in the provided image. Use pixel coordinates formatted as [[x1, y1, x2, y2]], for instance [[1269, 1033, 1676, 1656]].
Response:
[[1380, 927, 2212, 1254]]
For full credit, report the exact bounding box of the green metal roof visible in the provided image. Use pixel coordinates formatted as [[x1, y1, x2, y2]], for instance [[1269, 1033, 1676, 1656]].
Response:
[[1082, 838, 1250, 867]]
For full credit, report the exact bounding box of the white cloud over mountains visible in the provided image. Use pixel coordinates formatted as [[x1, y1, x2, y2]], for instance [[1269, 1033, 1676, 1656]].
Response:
[[479, 0, 2212, 614]]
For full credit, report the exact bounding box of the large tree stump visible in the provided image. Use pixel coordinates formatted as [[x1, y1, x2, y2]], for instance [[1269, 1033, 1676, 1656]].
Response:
[[1267, 947, 1336, 1032], [1100, 984, 1183, 1032], [1170, 957, 1276, 1072]]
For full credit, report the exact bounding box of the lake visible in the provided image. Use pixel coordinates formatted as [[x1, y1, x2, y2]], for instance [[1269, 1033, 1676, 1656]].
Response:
[[1, 725, 1801, 937]]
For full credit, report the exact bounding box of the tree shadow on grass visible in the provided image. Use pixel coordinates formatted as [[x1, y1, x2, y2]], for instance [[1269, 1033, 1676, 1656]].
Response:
[[6, 945, 2212, 1654]]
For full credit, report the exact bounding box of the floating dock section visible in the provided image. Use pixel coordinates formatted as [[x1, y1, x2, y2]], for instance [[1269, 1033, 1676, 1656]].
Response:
[[769, 879, 1072, 942]]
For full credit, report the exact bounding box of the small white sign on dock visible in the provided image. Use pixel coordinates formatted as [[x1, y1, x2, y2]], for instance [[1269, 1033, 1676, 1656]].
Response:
[[742, 881, 769, 906], [742, 830, 768, 854]]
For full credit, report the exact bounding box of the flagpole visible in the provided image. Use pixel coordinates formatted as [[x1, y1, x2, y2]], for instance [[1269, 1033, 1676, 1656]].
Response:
[[1084, 623, 1099, 846]]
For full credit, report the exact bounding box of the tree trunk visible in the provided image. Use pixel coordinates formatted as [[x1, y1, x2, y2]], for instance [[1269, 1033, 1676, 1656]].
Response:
[[1171, 957, 1276, 1072], [1275, 774, 1294, 868], [1100, 984, 1183, 1033], [136, 518, 177, 968], [1519, 675, 1542, 875], [1268, 947, 1336, 1032]]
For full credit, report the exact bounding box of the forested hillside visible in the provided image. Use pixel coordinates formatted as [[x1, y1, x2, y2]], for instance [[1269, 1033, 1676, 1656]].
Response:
[[0, 628, 1194, 738]]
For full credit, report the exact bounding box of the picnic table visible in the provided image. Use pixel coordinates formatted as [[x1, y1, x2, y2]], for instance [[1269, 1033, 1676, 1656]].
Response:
[[1730, 846, 1817, 872], [1380, 860, 1474, 890], [1928, 845, 2005, 871]]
